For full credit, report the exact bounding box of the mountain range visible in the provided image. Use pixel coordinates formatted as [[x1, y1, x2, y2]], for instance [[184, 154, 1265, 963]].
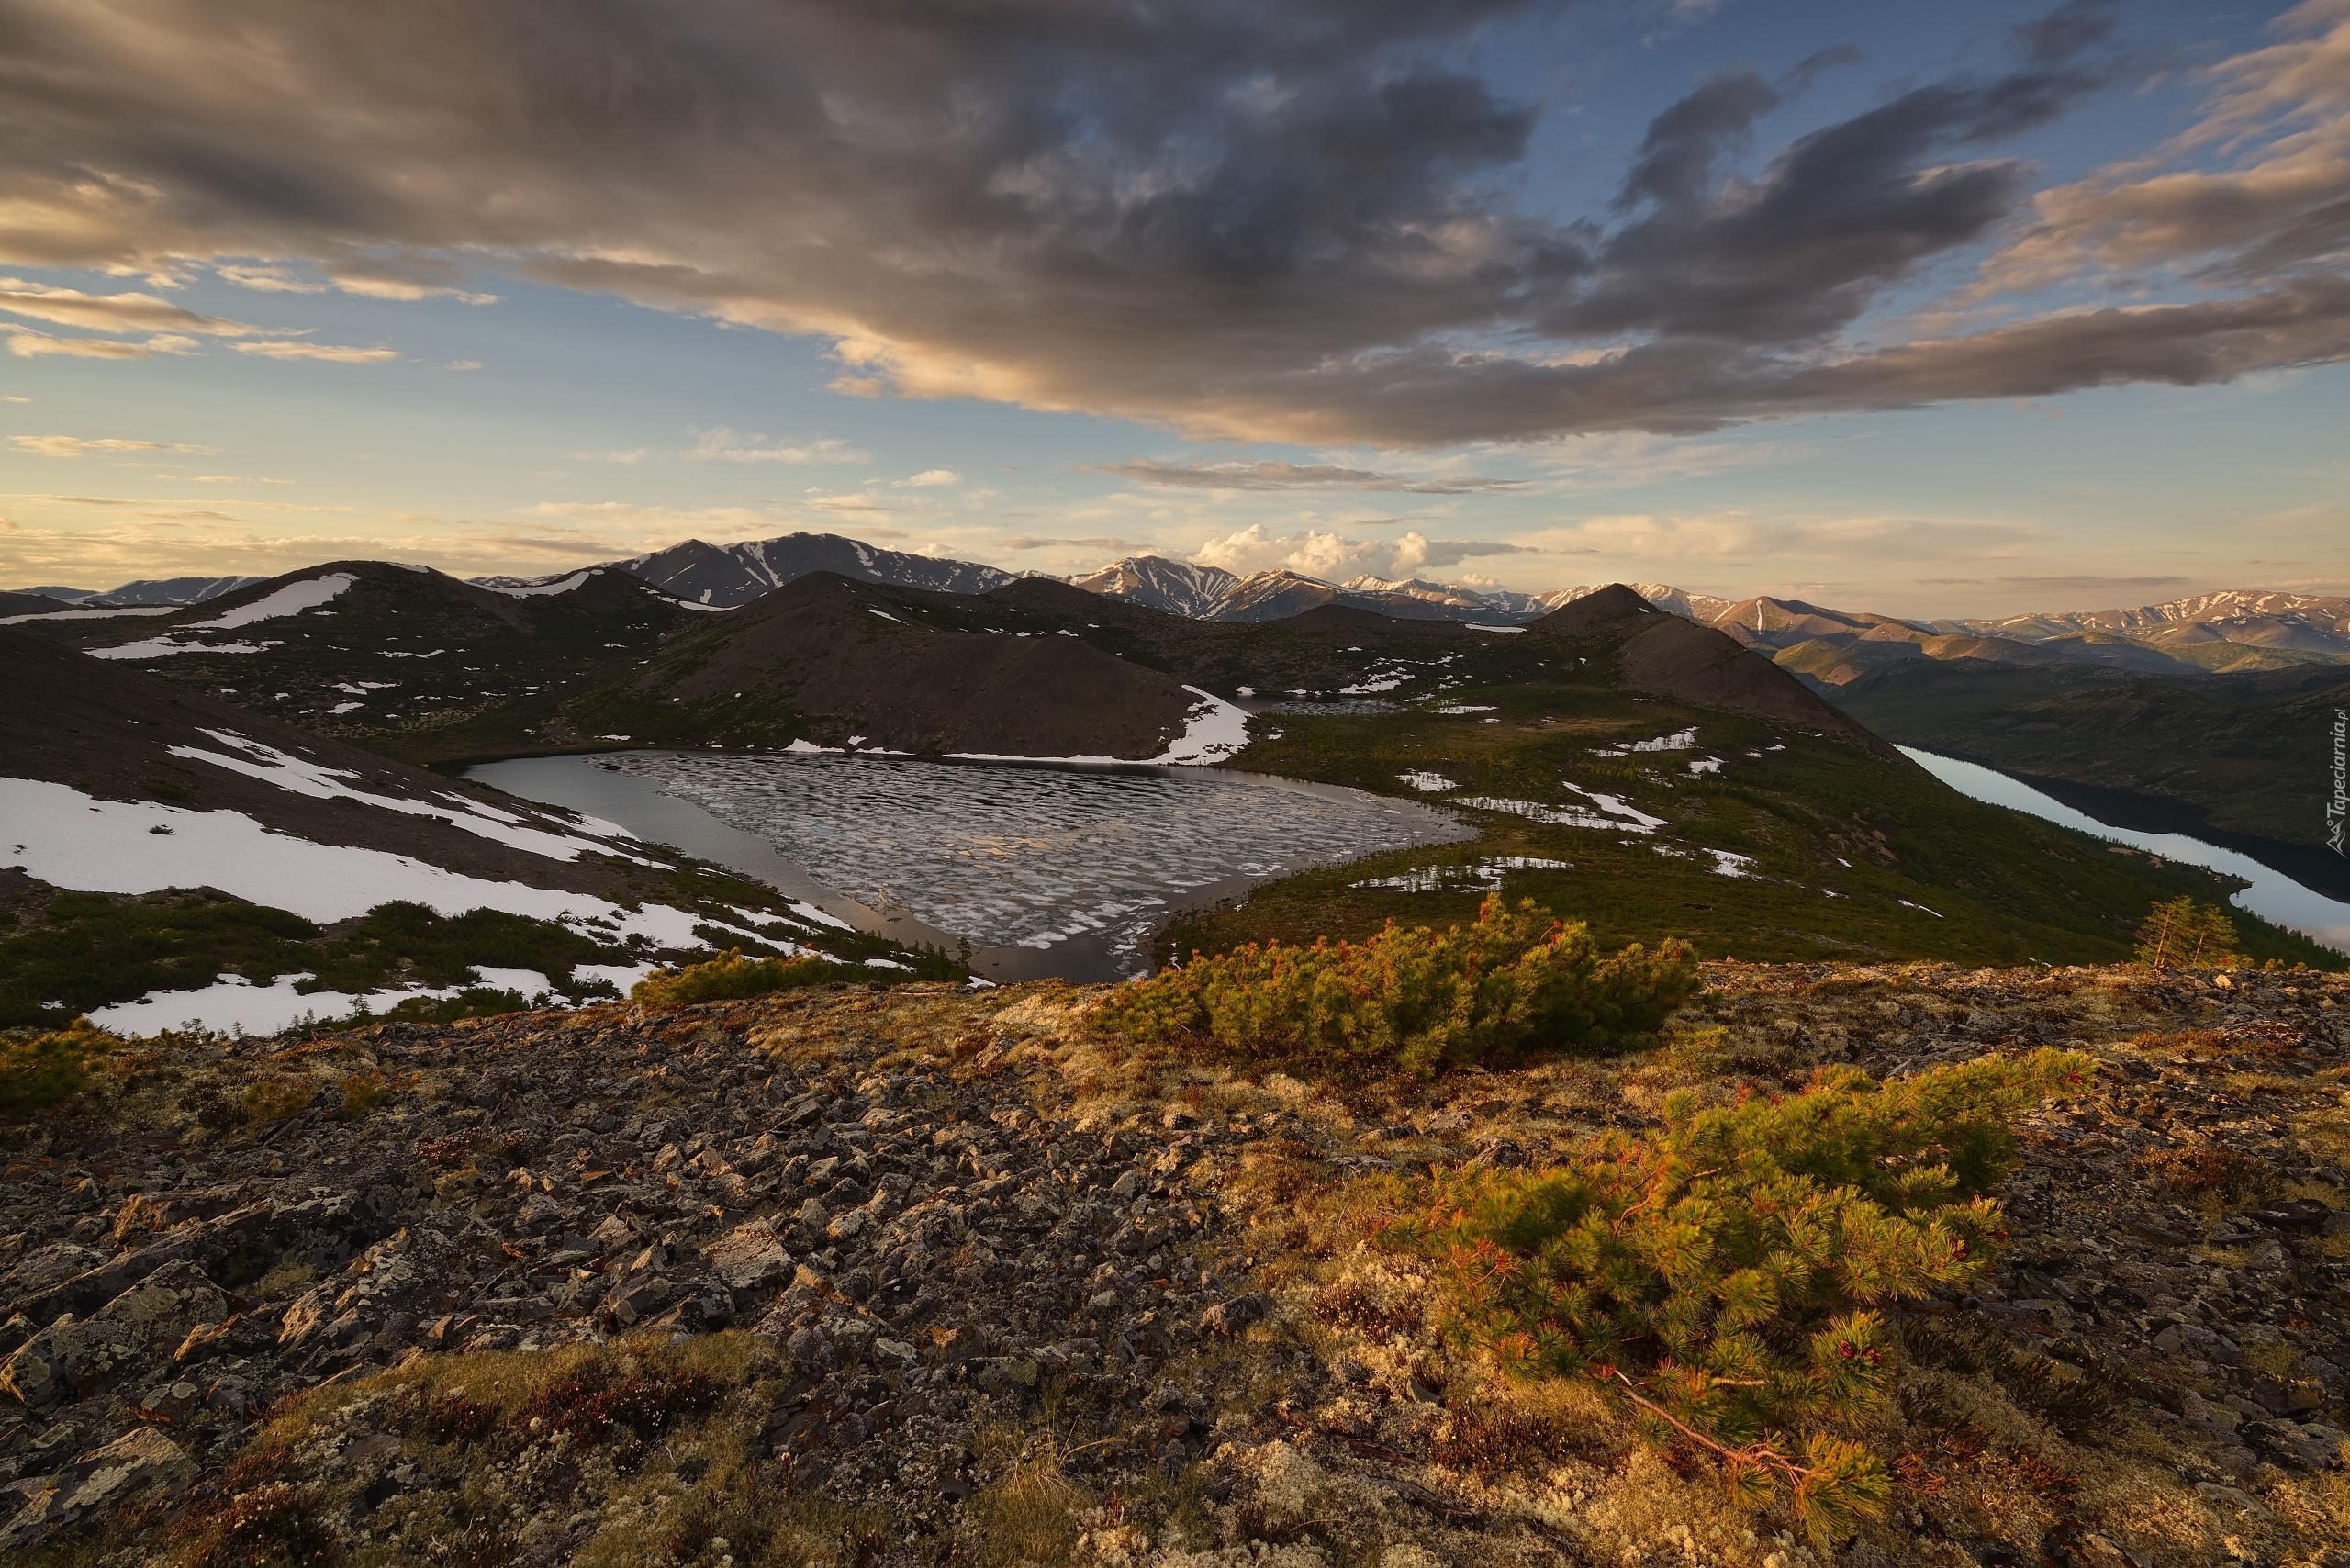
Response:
[[10, 530, 2346, 963], [20, 533, 2345, 679]]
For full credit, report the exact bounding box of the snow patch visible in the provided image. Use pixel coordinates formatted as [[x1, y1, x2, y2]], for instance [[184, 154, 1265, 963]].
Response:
[[481, 569, 596, 598], [88, 639, 280, 660], [1354, 856, 1571, 892], [1154, 686, 1252, 765], [1561, 782, 1670, 830], [197, 573, 358, 628], [1398, 771, 1456, 793], [1685, 756, 1722, 777], [1463, 624, 1526, 633], [0, 777, 705, 945], [1707, 849, 1757, 878], [1432, 705, 1496, 715], [165, 729, 642, 863], [1449, 796, 1627, 831], [1595, 727, 1698, 757]]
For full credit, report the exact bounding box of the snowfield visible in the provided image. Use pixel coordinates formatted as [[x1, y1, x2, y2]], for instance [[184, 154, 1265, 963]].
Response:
[[948, 685, 1252, 767], [165, 728, 647, 864], [0, 776, 707, 946], [87, 965, 564, 1038], [84, 572, 357, 658]]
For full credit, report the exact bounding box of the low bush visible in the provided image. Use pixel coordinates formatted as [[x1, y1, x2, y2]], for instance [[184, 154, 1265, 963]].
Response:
[[2134, 896, 2244, 971], [1381, 1047, 2092, 1540], [632, 950, 860, 1006], [0, 1021, 113, 1119], [1096, 894, 1697, 1075]]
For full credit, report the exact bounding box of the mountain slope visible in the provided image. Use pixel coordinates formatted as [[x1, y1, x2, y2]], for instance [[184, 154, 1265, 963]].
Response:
[[0, 627, 892, 1027], [20, 561, 694, 765], [554, 572, 1214, 759], [1169, 589, 2330, 970], [600, 532, 1015, 608], [1065, 555, 1237, 617], [1528, 584, 1895, 754], [1833, 656, 2350, 878]]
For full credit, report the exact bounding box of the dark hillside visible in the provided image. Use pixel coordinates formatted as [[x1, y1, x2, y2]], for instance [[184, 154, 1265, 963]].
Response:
[[1835, 655, 2350, 868], [21, 562, 692, 765], [555, 572, 1203, 758], [611, 532, 1016, 607], [0, 625, 678, 902], [1529, 584, 1896, 754]]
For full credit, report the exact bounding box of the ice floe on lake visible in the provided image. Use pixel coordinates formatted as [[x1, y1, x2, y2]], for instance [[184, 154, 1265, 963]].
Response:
[[598, 751, 1468, 968]]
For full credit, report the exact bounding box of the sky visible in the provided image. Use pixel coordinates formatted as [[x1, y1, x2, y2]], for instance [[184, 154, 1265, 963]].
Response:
[[0, 0, 2345, 620]]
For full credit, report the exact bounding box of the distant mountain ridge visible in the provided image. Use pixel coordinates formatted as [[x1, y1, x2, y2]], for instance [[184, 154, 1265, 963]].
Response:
[[483, 532, 1020, 608], [11, 575, 267, 609], [32, 527, 2345, 678]]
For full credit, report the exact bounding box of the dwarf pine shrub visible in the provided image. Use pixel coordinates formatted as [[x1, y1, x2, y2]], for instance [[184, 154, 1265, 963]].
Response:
[[632, 950, 846, 1006], [1382, 1047, 2093, 1540], [1096, 894, 1697, 1075], [2134, 896, 2244, 971], [0, 1021, 113, 1120]]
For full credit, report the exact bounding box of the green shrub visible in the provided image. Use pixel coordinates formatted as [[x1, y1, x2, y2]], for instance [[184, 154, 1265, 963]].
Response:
[[0, 1022, 113, 1119], [1382, 1047, 2093, 1540], [1096, 894, 1697, 1075], [2134, 895, 2244, 971], [632, 950, 869, 1007]]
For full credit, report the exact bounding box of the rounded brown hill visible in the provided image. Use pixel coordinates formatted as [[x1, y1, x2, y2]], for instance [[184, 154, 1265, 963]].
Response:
[[1530, 583, 1895, 755], [558, 572, 1203, 758]]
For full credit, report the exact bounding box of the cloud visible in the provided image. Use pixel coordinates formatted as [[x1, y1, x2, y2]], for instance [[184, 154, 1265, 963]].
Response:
[[1517, 510, 2039, 563], [0, 278, 268, 337], [231, 341, 402, 363], [1001, 534, 1135, 551], [5, 330, 165, 359], [896, 468, 961, 487], [1192, 524, 1538, 581], [1916, 573, 2196, 592], [9, 435, 216, 457], [0, 2, 2340, 443], [673, 428, 870, 465], [444, 360, 482, 371], [1094, 458, 1526, 493], [1970, 0, 2350, 295], [190, 475, 295, 486], [216, 264, 324, 294]]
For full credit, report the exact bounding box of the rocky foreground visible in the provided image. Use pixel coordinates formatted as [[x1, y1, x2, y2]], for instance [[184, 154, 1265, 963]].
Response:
[[2, 964, 2347, 1567]]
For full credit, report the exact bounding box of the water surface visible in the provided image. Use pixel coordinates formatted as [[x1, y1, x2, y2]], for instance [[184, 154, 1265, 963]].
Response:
[[471, 751, 1468, 980], [1903, 747, 2350, 956]]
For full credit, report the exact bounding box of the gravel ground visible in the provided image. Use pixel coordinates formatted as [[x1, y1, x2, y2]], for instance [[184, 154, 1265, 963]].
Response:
[[1, 964, 2346, 1567]]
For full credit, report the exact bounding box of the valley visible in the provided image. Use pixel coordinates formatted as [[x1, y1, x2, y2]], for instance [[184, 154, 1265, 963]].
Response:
[[6, 534, 2346, 1038]]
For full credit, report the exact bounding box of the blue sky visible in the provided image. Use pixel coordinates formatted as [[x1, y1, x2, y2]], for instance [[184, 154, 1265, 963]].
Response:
[[2, 0, 2344, 618]]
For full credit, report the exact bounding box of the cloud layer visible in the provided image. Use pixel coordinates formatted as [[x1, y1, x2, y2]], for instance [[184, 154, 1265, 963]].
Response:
[[0, 1, 2344, 442]]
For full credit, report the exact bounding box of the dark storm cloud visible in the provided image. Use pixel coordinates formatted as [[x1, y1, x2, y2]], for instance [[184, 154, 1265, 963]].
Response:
[[1554, 12, 2120, 346], [0, 0, 2341, 443]]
